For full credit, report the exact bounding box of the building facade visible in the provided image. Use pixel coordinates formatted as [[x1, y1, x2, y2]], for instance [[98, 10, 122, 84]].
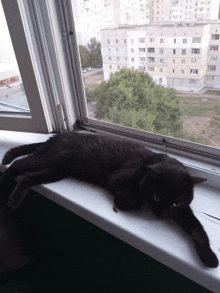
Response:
[[71, 0, 219, 46], [101, 22, 220, 91]]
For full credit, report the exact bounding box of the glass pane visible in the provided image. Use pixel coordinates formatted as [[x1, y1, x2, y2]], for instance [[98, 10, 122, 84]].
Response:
[[0, 1, 30, 115], [71, 0, 220, 149]]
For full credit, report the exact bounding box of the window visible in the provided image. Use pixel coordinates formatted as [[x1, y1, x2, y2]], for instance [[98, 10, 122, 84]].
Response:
[[159, 49, 163, 54], [150, 38, 154, 42], [181, 70, 184, 74], [160, 39, 163, 43], [181, 60, 185, 64], [208, 66, 216, 71], [160, 59, 163, 63], [108, 57, 112, 60], [211, 34, 219, 40], [182, 49, 186, 55], [192, 37, 201, 43], [190, 69, 198, 74], [148, 48, 155, 53], [139, 57, 145, 61], [191, 59, 197, 64], [139, 48, 145, 52], [148, 67, 154, 71], [115, 39, 119, 43], [107, 39, 110, 44], [117, 66, 120, 69], [173, 49, 176, 54], [173, 59, 175, 63], [183, 38, 187, 44], [210, 46, 218, 51], [116, 48, 119, 53], [124, 39, 127, 44], [159, 68, 163, 72], [109, 65, 112, 69], [131, 57, 134, 62], [191, 48, 200, 54], [174, 38, 176, 43], [139, 38, 145, 43], [148, 57, 155, 62], [116, 57, 120, 61], [139, 66, 145, 71]]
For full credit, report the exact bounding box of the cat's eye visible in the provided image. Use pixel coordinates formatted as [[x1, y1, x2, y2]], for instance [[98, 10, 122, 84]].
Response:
[[153, 195, 161, 202], [173, 203, 181, 207]]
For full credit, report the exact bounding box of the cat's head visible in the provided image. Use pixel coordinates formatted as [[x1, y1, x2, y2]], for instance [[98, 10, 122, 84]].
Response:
[[139, 161, 206, 218]]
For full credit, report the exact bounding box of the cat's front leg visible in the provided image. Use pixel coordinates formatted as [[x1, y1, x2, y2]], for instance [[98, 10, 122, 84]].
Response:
[[172, 206, 219, 268]]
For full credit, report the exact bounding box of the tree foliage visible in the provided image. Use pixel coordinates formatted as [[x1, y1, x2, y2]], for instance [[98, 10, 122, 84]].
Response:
[[88, 37, 102, 67], [78, 45, 91, 68], [87, 68, 183, 136]]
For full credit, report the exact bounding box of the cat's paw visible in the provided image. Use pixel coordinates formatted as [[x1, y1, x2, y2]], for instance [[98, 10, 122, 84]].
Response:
[[196, 244, 219, 268]]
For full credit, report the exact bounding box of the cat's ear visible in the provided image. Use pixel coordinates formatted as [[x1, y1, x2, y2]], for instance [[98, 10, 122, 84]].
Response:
[[192, 176, 207, 184], [146, 165, 160, 177]]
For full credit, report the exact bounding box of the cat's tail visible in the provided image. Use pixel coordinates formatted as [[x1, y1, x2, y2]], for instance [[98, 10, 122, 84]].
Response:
[[2, 142, 43, 165]]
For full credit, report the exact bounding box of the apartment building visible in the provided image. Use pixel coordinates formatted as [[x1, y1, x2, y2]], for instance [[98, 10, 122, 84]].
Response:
[[71, 0, 219, 46], [101, 22, 220, 91], [152, 0, 219, 23]]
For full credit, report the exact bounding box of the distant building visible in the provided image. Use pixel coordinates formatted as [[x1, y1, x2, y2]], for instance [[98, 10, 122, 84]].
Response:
[[101, 21, 220, 91], [71, 0, 220, 46]]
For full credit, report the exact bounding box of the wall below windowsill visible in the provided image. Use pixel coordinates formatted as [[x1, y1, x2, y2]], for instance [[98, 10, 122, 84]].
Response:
[[0, 130, 219, 292]]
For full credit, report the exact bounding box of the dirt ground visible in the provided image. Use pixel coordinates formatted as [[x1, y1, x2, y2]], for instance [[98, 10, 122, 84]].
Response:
[[84, 71, 220, 148]]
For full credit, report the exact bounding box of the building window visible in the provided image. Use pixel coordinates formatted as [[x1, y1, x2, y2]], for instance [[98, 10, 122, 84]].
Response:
[[191, 59, 197, 63], [160, 49, 163, 54], [108, 57, 111, 60], [160, 59, 163, 63], [131, 48, 134, 53], [160, 39, 163, 43], [131, 58, 134, 62], [206, 75, 215, 80], [117, 65, 120, 69], [116, 57, 120, 61], [115, 39, 119, 43], [174, 38, 176, 43], [107, 39, 110, 44], [210, 46, 218, 51], [108, 48, 111, 52], [148, 57, 155, 62], [181, 70, 184, 74], [173, 49, 176, 54], [159, 78, 162, 84], [150, 38, 155, 42], [190, 69, 198, 74], [125, 57, 127, 61], [124, 39, 127, 44], [210, 56, 218, 61], [211, 34, 219, 40], [181, 60, 185, 64], [191, 48, 200, 54], [183, 38, 187, 44], [172, 69, 175, 73], [159, 68, 163, 72], [148, 48, 155, 53], [148, 67, 154, 71], [109, 65, 112, 69], [131, 39, 134, 44], [182, 49, 186, 55], [139, 57, 145, 61], [139, 48, 146, 52], [139, 66, 145, 72], [139, 38, 145, 43], [173, 59, 175, 63], [208, 66, 216, 71], [116, 48, 119, 53], [192, 37, 201, 43]]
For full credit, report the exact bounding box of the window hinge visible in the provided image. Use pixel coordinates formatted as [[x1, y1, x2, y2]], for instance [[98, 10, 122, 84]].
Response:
[[63, 31, 74, 36]]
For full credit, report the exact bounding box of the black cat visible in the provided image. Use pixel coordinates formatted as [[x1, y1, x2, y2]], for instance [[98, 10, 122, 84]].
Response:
[[0, 132, 218, 268]]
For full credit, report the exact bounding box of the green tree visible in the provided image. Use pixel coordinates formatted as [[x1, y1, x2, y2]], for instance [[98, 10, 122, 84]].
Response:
[[78, 45, 91, 68], [87, 68, 182, 136], [88, 38, 102, 67]]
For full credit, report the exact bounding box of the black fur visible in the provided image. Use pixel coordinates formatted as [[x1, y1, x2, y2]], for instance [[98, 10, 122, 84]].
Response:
[[0, 132, 218, 268]]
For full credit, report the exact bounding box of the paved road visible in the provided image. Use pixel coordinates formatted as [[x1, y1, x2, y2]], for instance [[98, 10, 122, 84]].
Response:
[[82, 67, 103, 77]]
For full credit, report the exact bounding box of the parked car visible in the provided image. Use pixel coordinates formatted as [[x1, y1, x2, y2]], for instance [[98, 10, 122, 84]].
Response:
[[95, 65, 102, 68], [82, 69, 87, 73], [87, 67, 92, 71]]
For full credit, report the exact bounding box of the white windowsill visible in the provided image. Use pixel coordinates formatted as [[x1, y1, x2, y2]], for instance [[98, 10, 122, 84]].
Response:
[[0, 130, 220, 292]]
